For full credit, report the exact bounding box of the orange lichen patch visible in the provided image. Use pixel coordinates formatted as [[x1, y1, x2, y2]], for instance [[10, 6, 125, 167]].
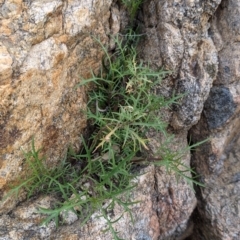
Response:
[[0, 19, 12, 36], [3, 0, 23, 17], [49, 68, 62, 89], [42, 125, 59, 152], [149, 214, 160, 240], [44, 13, 63, 38], [13, 0, 23, 7], [55, 34, 69, 44], [24, 70, 34, 79], [0, 177, 7, 189], [0, 78, 12, 86], [0, 0, 110, 219], [0, 126, 22, 150], [53, 52, 66, 67], [62, 112, 70, 122], [0, 44, 13, 81], [0, 168, 30, 195]]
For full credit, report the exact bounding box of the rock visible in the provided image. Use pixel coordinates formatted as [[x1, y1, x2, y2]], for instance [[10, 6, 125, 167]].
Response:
[[140, 0, 220, 130], [53, 165, 160, 240], [204, 86, 237, 130], [0, 196, 57, 240], [58, 134, 195, 240], [1, 0, 239, 239], [0, 161, 195, 240], [190, 124, 240, 240], [189, 0, 240, 238], [147, 131, 197, 240], [60, 209, 78, 225], [0, 43, 12, 82], [0, 0, 113, 214], [139, 0, 239, 239]]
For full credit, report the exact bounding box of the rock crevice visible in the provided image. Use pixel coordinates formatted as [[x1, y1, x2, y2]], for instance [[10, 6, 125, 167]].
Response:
[[0, 0, 240, 239]]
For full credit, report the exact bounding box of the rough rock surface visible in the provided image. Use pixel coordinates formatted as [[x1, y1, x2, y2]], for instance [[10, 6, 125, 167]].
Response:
[[139, 0, 221, 238], [189, 0, 240, 239], [1, 0, 240, 239], [140, 0, 220, 130], [0, 149, 195, 240], [0, 0, 112, 211]]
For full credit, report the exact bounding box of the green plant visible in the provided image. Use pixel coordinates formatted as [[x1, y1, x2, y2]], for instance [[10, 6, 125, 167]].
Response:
[[79, 31, 206, 183], [79, 33, 171, 152], [121, 0, 143, 24], [5, 138, 137, 231], [4, 32, 205, 239]]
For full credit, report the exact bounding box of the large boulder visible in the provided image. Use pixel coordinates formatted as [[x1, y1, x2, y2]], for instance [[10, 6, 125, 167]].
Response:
[[139, 0, 220, 238], [0, 0, 113, 212], [189, 0, 240, 238]]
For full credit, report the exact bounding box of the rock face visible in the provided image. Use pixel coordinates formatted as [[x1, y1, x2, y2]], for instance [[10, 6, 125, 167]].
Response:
[[0, 161, 196, 240], [0, 0, 240, 239], [140, 0, 220, 130], [189, 0, 240, 239], [140, 0, 219, 239], [0, 0, 112, 211]]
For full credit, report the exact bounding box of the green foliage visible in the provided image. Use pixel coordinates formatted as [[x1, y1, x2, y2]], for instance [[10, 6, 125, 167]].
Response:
[[78, 31, 206, 188], [81, 34, 171, 154], [121, 0, 143, 24], [80, 33, 168, 157], [6, 138, 137, 233], [4, 32, 205, 239]]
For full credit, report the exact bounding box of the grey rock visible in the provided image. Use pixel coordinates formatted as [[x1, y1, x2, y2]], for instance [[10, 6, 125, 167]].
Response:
[[204, 86, 237, 129], [140, 0, 219, 130], [188, 0, 240, 238]]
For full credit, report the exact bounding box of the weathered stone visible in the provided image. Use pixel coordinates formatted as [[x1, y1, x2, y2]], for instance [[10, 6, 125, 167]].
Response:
[[148, 131, 197, 240], [190, 122, 240, 240], [0, 159, 196, 240], [141, 0, 220, 130], [204, 86, 237, 129], [0, 196, 57, 240], [138, 1, 240, 239], [1, 0, 239, 239], [188, 1, 240, 239], [0, 43, 12, 82], [0, 0, 113, 213]]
